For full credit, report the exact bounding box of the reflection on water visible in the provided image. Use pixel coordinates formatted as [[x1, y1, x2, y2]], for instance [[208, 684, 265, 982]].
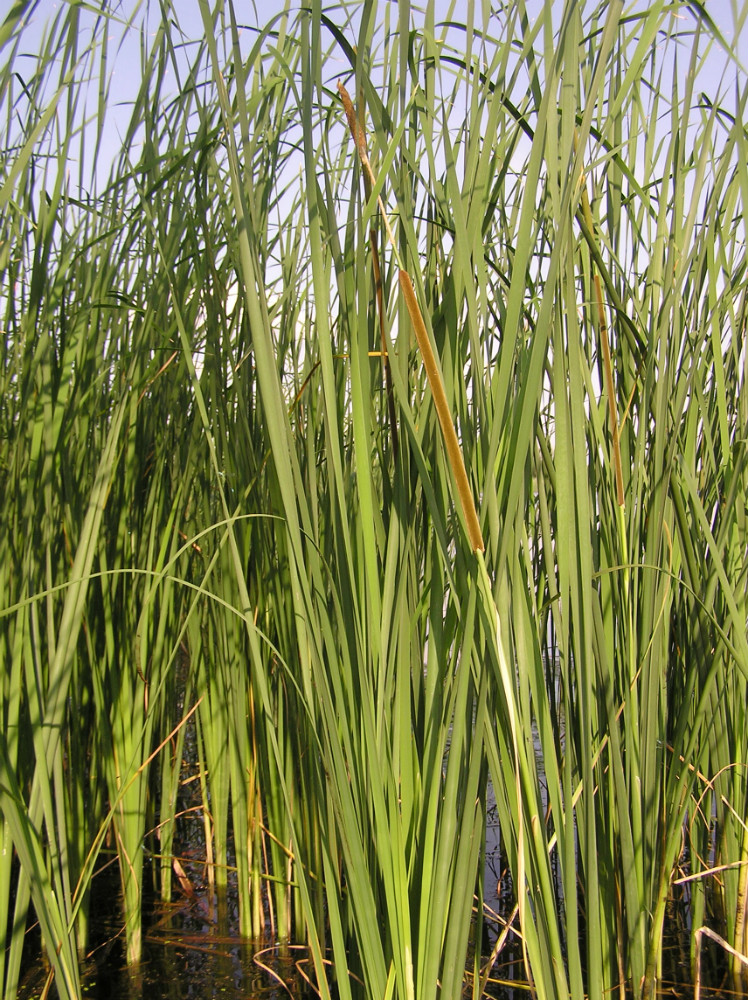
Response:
[[17, 859, 313, 1000], [16, 847, 735, 1000], [16, 703, 735, 1000]]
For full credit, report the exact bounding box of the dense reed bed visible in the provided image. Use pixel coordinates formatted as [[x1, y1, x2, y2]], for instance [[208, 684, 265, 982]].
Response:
[[1, 1, 747, 999]]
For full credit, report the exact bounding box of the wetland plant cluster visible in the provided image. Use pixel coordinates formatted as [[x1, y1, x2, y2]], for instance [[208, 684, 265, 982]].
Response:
[[1, 1, 747, 999]]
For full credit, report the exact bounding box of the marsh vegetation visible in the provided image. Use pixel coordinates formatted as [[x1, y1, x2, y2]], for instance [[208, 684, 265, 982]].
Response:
[[1, 1, 747, 998]]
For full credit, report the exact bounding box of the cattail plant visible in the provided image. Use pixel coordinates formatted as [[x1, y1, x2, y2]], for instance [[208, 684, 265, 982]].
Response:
[[1, 2, 746, 999]]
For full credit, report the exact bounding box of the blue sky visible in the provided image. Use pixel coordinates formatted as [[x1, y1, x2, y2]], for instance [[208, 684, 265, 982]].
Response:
[[7, 0, 747, 196]]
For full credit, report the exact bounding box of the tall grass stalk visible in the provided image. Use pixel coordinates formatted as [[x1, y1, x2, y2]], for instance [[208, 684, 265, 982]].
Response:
[[1, 2, 747, 1000]]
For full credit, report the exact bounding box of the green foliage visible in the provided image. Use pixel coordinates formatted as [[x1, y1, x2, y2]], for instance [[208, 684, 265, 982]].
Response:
[[1, 2, 747, 999]]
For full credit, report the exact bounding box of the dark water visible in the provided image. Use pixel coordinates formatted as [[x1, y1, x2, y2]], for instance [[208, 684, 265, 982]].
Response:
[[16, 830, 737, 1000], [16, 728, 738, 1000], [18, 859, 308, 1000], [16, 854, 736, 1000]]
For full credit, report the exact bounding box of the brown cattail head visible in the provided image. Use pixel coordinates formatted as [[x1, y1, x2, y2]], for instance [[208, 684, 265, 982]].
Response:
[[337, 81, 369, 166], [399, 270, 484, 553]]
